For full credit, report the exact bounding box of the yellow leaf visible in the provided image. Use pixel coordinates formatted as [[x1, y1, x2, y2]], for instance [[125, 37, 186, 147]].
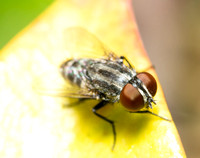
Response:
[[0, 0, 186, 157]]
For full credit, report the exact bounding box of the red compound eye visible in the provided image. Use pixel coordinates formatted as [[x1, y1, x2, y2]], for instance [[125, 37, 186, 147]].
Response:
[[120, 72, 157, 111], [137, 72, 157, 97]]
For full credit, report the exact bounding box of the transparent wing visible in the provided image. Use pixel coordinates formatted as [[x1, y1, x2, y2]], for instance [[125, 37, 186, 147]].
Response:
[[33, 71, 98, 99], [35, 27, 134, 99], [63, 27, 136, 69], [63, 27, 119, 60], [36, 87, 97, 99]]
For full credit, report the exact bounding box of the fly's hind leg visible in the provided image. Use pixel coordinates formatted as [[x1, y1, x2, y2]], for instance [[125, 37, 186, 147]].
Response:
[[92, 101, 116, 150]]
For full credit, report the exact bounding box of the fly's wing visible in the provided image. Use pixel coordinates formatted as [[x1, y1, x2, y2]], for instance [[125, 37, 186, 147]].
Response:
[[63, 27, 119, 60], [36, 87, 97, 99], [33, 71, 98, 100], [63, 27, 136, 69], [35, 27, 130, 99]]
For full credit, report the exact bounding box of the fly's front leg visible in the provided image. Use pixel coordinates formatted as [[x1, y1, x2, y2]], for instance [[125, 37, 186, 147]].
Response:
[[119, 56, 133, 69], [120, 56, 155, 72], [130, 110, 171, 121], [92, 101, 116, 150]]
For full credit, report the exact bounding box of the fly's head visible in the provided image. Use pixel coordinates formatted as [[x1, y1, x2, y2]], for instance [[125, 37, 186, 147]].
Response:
[[120, 72, 157, 111]]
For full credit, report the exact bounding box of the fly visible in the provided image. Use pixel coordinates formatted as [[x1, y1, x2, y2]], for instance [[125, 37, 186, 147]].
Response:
[[59, 27, 170, 150]]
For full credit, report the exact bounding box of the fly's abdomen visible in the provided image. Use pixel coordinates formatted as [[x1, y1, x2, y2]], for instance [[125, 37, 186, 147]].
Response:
[[60, 59, 88, 87]]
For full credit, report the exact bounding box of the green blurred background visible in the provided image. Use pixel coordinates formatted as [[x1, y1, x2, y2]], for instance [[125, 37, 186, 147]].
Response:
[[1, 0, 200, 157], [0, 0, 53, 48]]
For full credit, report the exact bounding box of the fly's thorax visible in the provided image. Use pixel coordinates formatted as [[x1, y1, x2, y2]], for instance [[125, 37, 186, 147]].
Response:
[[84, 59, 136, 100]]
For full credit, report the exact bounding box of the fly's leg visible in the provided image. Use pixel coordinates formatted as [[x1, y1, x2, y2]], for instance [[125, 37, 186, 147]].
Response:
[[130, 110, 171, 121], [119, 56, 133, 69], [120, 56, 155, 72], [92, 101, 116, 150]]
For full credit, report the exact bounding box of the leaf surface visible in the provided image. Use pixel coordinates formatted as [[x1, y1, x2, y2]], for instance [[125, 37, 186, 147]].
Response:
[[0, 0, 186, 157]]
